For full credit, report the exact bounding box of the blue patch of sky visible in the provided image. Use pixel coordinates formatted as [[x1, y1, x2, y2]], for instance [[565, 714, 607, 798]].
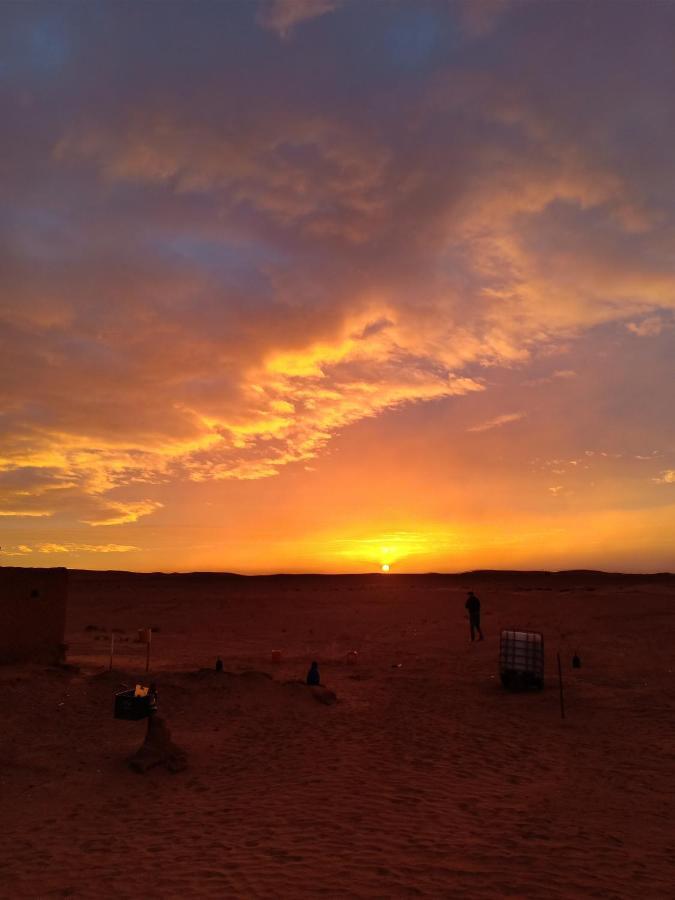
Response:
[[4, 205, 78, 262], [383, 7, 448, 71], [0, 16, 70, 78], [146, 232, 289, 303], [286, 3, 461, 109], [162, 234, 286, 274], [28, 18, 69, 70]]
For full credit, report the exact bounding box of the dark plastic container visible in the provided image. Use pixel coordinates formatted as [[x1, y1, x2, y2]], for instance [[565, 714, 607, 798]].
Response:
[[114, 689, 151, 720], [499, 629, 544, 690]]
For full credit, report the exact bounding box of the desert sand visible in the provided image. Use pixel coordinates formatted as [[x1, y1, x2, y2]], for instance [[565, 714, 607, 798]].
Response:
[[1, 570, 674, 899]]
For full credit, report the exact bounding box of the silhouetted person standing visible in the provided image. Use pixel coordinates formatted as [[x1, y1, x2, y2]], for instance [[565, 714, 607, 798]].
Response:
[[215, 656, 223, 673], [465, 591, 484, 642], [306, 661, 320, 686]]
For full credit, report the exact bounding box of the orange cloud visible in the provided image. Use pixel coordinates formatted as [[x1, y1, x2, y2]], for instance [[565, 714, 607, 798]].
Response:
[[2, 543, 138, 555], [56, 113, 390, 242], [467, 412, 525, 433], [83, 500, 164, 527], [257, 0, 343, 37], [627, 317, 669, 337], [0, 510, 54, 518]]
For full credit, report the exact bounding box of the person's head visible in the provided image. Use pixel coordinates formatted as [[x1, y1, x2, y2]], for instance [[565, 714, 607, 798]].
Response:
[[311, 660, 318, 669]]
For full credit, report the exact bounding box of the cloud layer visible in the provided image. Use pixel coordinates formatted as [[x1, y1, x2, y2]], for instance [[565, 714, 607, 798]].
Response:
[[1, 1, 674, 570]]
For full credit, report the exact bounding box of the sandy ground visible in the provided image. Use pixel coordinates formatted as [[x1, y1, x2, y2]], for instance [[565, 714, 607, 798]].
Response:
[[1, 571, 674, 899]]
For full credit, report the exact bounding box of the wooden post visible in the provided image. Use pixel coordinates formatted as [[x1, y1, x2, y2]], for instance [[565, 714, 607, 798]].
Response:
[[557, 652, 565, 720], [109, 631, 115, 672], [145, 628, 152, 673]]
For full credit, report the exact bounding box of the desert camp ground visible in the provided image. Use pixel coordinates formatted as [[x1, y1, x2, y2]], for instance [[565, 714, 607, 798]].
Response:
[[1, 570, 674, 898]]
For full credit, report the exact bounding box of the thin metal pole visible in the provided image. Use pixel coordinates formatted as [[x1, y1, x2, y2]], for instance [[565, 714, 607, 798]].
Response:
[[557, 652, 565, 719]]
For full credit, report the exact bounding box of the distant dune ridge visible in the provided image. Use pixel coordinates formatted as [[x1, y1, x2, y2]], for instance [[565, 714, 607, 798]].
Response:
[[67, 567, 675, 586], [1, 569, 674, 897]]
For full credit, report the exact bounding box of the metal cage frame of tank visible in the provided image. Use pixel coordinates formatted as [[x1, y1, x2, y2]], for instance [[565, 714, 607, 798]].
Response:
[[499, 629, 544, 690]]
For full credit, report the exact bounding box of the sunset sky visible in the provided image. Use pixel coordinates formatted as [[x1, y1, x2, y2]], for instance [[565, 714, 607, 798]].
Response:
[[1, 0, 674, 573]]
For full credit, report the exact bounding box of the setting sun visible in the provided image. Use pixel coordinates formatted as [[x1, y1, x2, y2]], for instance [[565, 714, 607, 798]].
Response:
[[381, 563, 390, 573]]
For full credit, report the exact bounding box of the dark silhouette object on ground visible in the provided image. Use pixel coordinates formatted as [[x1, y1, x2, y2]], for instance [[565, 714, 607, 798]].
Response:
[[572, 651, 581, 669], [465, 591, 484, 642], [128, 714, 187, 774], [307, 660, 320, 686], [215, 656, 224, 672]]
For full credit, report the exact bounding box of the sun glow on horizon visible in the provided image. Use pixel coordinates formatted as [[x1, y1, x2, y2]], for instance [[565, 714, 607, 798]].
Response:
[[328, 531, 456, 571]]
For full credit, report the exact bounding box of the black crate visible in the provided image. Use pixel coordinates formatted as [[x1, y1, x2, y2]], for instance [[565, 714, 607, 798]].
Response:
[[114, 689, 150, 720]]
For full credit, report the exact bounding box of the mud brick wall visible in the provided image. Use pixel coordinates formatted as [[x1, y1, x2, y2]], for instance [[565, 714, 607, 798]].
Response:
[[0, 567, 68, 664]]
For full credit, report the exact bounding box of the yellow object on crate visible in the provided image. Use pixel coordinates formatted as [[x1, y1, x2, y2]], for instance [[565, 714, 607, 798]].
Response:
[[134, 684, 149, 698]]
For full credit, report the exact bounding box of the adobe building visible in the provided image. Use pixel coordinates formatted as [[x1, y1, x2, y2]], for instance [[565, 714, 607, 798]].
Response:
[[0, 567, 68, 665]]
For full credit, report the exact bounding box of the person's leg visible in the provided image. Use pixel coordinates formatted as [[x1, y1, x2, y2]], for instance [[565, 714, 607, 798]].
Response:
[[477, 623, 484, 641], [470, 620, 476, 641]]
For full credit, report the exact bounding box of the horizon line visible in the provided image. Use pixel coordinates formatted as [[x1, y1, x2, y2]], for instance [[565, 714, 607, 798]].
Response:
[[3, 565, 674, 579]]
